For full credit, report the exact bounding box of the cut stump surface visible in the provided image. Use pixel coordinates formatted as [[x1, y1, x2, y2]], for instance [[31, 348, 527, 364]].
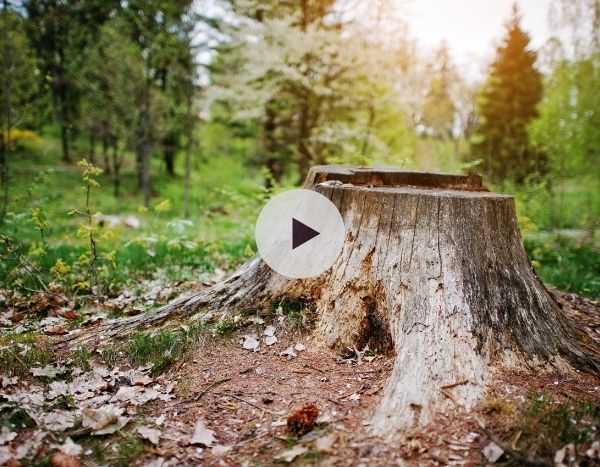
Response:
[[61, 165, 600, 437]]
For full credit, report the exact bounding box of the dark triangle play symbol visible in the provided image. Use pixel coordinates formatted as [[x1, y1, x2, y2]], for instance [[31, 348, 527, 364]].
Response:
[[292, 218, 320, 250]]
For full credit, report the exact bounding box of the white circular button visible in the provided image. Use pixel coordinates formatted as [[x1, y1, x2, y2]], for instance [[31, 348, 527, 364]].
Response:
[[255, 189, 346, 279]]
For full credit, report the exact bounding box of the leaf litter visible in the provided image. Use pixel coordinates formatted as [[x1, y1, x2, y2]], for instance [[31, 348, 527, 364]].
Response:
[[0, 288, 599, 465]]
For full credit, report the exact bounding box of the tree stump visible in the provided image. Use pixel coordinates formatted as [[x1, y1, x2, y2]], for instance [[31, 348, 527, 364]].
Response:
[[62, 165, 599, 436]]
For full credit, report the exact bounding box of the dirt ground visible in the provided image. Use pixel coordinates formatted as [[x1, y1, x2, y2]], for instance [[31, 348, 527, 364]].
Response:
[[136, 340, 600, 466], [132, 289, 600, 466], [1, 289, 599, 466]]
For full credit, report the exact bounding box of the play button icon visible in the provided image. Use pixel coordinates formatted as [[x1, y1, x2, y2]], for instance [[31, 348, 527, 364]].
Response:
[[292, 218, 319, 249], [255, 189, 345, 278]]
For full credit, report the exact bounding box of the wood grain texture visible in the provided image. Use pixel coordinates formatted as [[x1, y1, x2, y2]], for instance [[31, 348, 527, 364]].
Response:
[[59, 166, 599, 436]]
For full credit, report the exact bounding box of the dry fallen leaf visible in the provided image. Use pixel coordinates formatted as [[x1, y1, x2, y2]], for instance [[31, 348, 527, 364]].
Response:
[[49, 438, 82, 457], [482, 441, 503, 463], [15, 430, 47, 460], [190, 420, 216, 447], [41, 411, 77, 431], [280, 346, 297, 359], [137, 426, 162, 445], [315, 433, 338, 453], [0, 428, 17, 445], [555, 443, 576, 465], [0, 446, 13, 465], [0, 376, 18, 387], [81, 406, 129, 435], [264, 336, 278, 346], [48, 381, 70, 399], [586, 441, 600, 460], [242, 336, 260, 351], [49, 452, 80, 467], [30, 364, 67, 378], [212, 445, 231, 457]]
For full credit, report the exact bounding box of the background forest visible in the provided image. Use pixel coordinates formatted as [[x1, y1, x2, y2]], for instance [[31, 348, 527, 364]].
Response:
[[0, 0, 599, 307]]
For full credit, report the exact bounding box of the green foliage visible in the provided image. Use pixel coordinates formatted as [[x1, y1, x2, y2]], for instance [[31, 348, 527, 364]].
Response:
[[210, 0, 415, 179], [214, 320, 238, 338], [270, 296, 315, 329], [471, 5, 543, 182], [524, 235, 600, 299], [421, 44, 457, 139], [0, 9, 40, 129]]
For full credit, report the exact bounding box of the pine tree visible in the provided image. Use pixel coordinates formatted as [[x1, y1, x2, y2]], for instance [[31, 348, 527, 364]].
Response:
[[471, 4, 543, 182], [422, 43, 456, 140]]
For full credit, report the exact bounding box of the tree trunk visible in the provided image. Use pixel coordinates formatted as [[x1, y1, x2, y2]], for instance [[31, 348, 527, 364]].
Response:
[[262, 107, 282, 188], [162, 131, 177, 177], [59, 165, 599, 436], [183, 101, 193, 218], [135, 83, 152, 206], [102, 134, 111, 175], [164, 149, 175, 177], [111, 140, 120, 199]]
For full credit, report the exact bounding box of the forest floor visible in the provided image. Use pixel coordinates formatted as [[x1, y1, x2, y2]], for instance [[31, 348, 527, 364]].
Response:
[[0, 275, 599, 466]]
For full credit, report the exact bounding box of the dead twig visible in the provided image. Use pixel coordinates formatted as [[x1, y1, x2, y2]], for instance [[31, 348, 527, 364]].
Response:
[[194, 378, 231, 402], [303, 363, 326, 373], [224, 392, 280, 415], [440, 388, 460, 406], [441, 379, 470, 389]]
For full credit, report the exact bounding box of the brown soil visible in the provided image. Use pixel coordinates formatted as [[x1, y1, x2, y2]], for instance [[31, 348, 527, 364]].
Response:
[[134, 290, 600, 466]]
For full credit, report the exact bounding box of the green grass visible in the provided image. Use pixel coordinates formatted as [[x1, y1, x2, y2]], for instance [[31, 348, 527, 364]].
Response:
[[72, 345, 92, 371], [270, 295, 317, 329], [0, 332, 53, 377], [1, 129, 265, 303], [2, 130, 599, 311], [90, 434, 144, 467], [214, 320, 239, 338], [525, 235, 600, 299], [494, 393, 600, 465], [121, 322, 207, 374], [510, 177, 600, 232]]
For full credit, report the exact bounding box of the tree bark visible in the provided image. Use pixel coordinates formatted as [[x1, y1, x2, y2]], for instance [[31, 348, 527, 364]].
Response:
[[59, 165, 599, 437], [102, 134, 110, 175], [111, 140, 120, 199], [135, 82, 152, 206]]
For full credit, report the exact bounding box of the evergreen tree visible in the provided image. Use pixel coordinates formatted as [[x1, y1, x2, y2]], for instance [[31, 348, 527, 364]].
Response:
[[422, 43, 456, 140], [471, 4, 543, 182]]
